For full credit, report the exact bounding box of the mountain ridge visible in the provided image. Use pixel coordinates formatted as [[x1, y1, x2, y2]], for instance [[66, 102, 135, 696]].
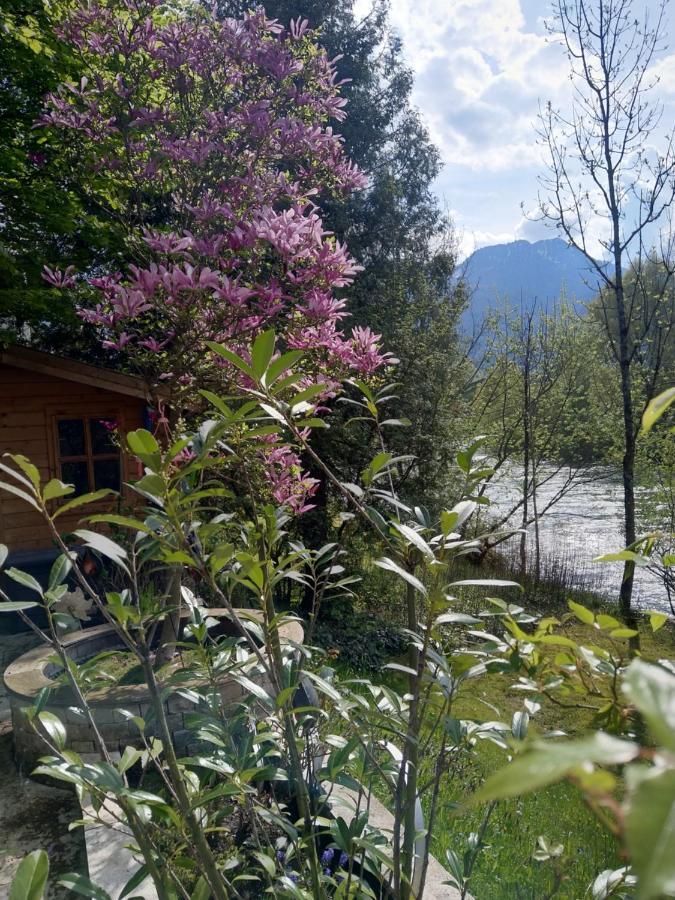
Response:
[[458, 237, 604, 324]]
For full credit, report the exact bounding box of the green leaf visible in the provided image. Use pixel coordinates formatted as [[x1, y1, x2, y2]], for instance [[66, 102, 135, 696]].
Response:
[[642, 386, 675, 434], [471, 734, 638, 803], [623, 660, 675, 752], [6, 567, 44, 597], [88, 514, 152, 534], [53, 489, 116, 519], [9, 850, 49, 900], [393, 522, 434, 559], [266, 349, 304, 386], [126, 430, 160, 469], [7, 453, 40, 489], [649, 611, 668, 632], [448, 579, 522, 590], [441, 500, 476, 535], [0, 601, 39, 611], [43, 479, 75, 502], [624, 767, 675, 899], [609, 627, 638, 639], [512, 710, 529, 740], [57, 873, 112, 899], [49, 554, 72, 590], [435, 612, 481, 626], [0, 544, 7, 568], [250, 329, 275, 378], [0, 479, 40, 509], [206, 341, 254, 378], [253, 851, 276, 878], [190, 875, 212, 900], [38, 711, 66, 750], [568, 600, 595, 625], [374, 557, 427, 596], [595, 549, 650, 567], [119, 864, 149, 899], [74, 530, 128, 571], [361, 451, 391, 485]]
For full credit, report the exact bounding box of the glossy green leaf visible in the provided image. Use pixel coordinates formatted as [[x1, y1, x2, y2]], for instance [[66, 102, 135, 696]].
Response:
[[374, 557, 427, 595], [119, 864, 149, 899], [190, 875, 212, 900], [471, 733, 638, 803], [38, 710, 66, 750], [0, 479, 40, 509], [393, 522, 434, 559], [625, 767, 675, 899], [43, 479, 75, 502], [9, 850, 49, 900], [126, 429, 160, 468], [74, 530, 128, 570], [568, 600, 595, 625], [88, 514, 152, 534], [0, 601, 39, 611], [623, 660, 675, 752], [49, 554, 72, 590], [7, 453, 40, 488], [206, 341, 254, 377], [57, 873, 112, 899], [6, 567, 44, 597], [250, 329, 275, 378], [649, 611, 668, 632], [53, 489, 116, 518], [642, 386, 675, 434]]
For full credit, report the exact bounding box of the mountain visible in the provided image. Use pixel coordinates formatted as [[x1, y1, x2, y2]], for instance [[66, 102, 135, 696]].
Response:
[[458, 238, 603, 325]]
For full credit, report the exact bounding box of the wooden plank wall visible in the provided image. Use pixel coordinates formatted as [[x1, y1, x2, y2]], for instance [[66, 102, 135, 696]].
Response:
[[0, 365, 145, 552]]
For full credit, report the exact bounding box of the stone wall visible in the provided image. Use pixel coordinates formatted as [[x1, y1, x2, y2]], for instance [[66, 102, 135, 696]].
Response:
[[4, 615, 301, 771]]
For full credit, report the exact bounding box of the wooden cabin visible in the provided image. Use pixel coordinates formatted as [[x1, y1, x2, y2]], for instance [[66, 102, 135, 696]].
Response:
[[0, 345, 152, 556]]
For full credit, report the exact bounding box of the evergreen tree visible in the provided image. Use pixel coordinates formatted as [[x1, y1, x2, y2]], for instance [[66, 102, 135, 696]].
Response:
[[217, 0, 470, 510], [0, 0, 124, 355]]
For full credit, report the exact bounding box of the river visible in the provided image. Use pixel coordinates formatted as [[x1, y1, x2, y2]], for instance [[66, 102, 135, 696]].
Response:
[[484, 462, 672, 614]]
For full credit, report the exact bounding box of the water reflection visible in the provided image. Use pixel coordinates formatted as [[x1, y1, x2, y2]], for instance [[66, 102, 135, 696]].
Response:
[[485, 462, 669, 612]]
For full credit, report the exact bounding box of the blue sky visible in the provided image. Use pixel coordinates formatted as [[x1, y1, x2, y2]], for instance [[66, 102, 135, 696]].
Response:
[[356, 0, 675, 259]]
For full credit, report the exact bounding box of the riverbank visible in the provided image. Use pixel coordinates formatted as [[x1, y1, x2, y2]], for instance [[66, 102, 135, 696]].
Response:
[[485, 461, 672, 612]]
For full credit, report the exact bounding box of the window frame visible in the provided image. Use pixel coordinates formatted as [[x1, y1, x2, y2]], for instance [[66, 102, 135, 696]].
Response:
[[53, 413, 123, 495]]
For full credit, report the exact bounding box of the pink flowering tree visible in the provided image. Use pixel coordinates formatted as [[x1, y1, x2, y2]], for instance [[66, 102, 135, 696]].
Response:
[[39, 0, 389, 512]]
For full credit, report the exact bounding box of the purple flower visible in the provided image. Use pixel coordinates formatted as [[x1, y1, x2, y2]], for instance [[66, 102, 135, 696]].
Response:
[[339, 851, 349, 869], [320, 848, 334, 867]]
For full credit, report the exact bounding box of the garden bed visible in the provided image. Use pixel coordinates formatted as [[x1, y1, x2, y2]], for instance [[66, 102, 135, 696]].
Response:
[[3, 610, 302, 770]]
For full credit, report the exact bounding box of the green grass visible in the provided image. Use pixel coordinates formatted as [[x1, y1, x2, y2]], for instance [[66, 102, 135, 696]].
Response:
[[322, 561, 675, 900]]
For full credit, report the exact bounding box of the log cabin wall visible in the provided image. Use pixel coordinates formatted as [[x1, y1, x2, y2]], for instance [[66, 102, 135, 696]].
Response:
[[0, 363, 146, 553]]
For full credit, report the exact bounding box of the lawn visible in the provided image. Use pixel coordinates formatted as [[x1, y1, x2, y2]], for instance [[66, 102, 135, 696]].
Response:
[[318, 571, 675, 899]]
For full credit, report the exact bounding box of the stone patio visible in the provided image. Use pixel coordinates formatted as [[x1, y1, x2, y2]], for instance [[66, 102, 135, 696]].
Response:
[[0, 630, 86, 899]]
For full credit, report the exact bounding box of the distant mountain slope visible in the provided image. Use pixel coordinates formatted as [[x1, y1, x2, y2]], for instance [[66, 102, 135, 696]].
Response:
[[458, 238, 603, 324]]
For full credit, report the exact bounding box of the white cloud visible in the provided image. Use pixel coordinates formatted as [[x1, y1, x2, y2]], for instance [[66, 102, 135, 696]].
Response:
[[354, 0, 675, 253], [378, 0, 569, 175]]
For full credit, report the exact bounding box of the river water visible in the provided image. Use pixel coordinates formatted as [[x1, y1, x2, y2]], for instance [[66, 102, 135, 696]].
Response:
[[484, 462, 672, 613]]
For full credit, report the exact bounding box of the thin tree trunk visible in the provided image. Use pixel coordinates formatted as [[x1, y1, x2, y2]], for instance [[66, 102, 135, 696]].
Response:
[[156, 565, 182, 665], [532, 454, 541, 581], [614, 262, 638, 629]]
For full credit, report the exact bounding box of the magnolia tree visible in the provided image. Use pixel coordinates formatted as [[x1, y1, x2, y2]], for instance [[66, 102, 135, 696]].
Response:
[[40, 0, 390, 511]]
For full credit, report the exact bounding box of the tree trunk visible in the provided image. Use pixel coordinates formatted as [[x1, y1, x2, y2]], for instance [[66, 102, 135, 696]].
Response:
[[155, 565, 182, 665], [614, 265, 638, 628]]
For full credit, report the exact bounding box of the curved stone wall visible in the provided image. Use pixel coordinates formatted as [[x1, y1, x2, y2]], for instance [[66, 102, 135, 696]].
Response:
[[3, 611, 302, 771]]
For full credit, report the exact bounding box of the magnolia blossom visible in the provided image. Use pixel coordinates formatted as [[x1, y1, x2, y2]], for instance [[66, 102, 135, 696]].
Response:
[[39, 0, 390, 514]]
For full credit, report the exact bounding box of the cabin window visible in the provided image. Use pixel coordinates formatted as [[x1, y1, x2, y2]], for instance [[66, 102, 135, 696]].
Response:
[[56, 417, 121, 495]]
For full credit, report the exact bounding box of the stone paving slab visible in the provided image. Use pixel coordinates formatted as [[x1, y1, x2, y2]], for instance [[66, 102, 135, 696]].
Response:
[[0, 631, 41, 722], [81, 796, 157, 900]]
